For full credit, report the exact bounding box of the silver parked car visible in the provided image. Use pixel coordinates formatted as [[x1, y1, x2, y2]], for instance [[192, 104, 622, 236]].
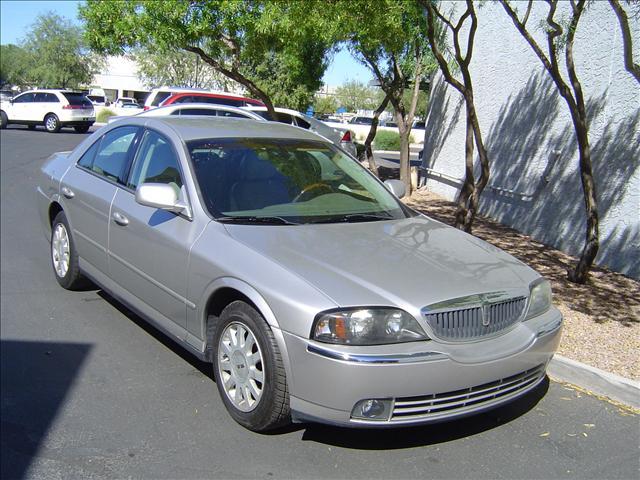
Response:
[[36, 117, 562, 431]]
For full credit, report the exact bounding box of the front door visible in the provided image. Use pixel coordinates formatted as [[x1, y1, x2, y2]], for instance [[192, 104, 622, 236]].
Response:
[[108, 129, 196, 329]]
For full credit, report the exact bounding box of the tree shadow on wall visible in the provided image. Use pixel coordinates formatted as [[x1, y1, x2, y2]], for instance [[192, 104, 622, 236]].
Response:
[[423, 75, 464, 172], [480, 71, 639, 281]]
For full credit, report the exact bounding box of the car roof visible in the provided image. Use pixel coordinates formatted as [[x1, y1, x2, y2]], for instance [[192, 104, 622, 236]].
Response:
[[167, 91, 260, 101], [141, 103, 266, 121], [244, 106, 303, 117], [120, 116, 329, 143]]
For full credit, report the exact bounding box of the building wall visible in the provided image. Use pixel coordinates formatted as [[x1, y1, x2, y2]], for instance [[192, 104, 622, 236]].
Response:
[[422, 1, 640, 279]]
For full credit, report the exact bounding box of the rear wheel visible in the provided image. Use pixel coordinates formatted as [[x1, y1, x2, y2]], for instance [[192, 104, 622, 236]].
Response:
[[0, 111, 7, 129], [213, 301, 290, 432], [44, 114, 60, 133], [51, 211, 84, 290], [74, 125, 90, 133]]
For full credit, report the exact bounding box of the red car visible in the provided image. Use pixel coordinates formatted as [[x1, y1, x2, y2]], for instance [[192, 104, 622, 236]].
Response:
[[160, 92, 264, 108]]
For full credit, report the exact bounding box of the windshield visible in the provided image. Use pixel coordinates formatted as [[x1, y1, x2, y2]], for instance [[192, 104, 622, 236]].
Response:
[[188, 138, 409, 224]]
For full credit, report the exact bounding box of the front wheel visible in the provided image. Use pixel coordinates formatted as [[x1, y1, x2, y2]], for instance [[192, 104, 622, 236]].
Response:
[[213, 301, 290, 432], [74, 125, 90, 133], [44, 114, 60, 133], [51, 211, 84, 290], [0, 111, 7, 129]]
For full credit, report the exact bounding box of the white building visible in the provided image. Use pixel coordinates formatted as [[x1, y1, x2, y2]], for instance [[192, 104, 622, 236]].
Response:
[[422, 1, 639, 279], [91, 56, 150, 103]]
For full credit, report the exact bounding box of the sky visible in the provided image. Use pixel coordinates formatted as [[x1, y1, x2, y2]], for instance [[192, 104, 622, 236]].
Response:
[[0, 0, 372, 87]]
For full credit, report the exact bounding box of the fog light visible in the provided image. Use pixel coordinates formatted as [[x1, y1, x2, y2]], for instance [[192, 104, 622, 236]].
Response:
[[351, 398, 392, 421]]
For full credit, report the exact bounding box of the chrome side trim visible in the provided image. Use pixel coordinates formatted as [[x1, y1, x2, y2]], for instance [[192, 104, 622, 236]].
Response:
[[307, 344, 447, 364], [74, 229, 107, 252]]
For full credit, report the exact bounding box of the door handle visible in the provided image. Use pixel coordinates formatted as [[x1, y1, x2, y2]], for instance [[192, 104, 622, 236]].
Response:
[[61, 186, 75, 199], [112, 212, 129, 226]]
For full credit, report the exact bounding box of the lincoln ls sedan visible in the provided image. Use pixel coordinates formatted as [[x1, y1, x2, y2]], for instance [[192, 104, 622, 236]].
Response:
[[37, 117, 562, 431]]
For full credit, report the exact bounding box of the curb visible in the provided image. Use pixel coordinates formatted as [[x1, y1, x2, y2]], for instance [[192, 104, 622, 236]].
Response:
[[548, 355, 640, 409]]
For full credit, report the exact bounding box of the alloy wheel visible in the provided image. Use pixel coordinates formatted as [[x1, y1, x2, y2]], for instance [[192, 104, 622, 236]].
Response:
[[217, 321, 265, 412], [51, 223, 70, 278]]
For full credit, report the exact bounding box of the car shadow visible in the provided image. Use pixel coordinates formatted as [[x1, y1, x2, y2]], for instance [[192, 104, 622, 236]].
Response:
[[96, 289, 213, 380], [94, 287, 549, 447], [1, 340, 92, 479]]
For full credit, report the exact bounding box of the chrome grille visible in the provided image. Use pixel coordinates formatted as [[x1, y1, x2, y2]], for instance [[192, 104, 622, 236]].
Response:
[[423, 296, 527, 341], [390, 365, 544, 422]]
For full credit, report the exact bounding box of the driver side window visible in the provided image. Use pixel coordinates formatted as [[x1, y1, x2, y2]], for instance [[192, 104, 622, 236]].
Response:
[[127, 130, 183, 192]]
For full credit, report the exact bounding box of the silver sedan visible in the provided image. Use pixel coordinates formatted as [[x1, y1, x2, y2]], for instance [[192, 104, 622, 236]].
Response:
[[37, 117, 562, 431]]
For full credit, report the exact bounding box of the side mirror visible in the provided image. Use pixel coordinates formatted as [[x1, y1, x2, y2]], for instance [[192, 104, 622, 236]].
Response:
[[384, 179, 406, 199], [135, 183, 191, 218]]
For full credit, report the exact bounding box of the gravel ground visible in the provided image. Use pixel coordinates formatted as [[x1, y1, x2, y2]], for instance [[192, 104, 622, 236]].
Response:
[[404, 189, 640, 381]]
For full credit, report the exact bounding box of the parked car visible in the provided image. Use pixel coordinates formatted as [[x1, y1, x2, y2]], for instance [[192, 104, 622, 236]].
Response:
[[243, 106, 358, 157], [143, 87, 211, 111], [114, 97, 140, 108], [160, 91, 264, 108], [108, 103, 266, 124], [349, 116, 374, 125], [0, 89, 95, 133], [37, 116, 562, 431], [87, 95, 109, 106]]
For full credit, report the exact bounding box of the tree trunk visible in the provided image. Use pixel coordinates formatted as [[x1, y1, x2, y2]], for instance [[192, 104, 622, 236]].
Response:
[[364, 93, 392, 177], [567, 111, 599, 283], [456, 111, 476, 231], [396, 111, 412, 196], [464, 95, 490, 232]]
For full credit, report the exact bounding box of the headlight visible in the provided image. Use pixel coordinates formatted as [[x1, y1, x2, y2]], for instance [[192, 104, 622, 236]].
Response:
[[311, 308, 428, 345], [525, 278, 552, 320]]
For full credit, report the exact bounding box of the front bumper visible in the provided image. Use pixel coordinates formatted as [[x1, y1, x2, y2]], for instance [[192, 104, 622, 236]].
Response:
[[283, 307, 562, 427]]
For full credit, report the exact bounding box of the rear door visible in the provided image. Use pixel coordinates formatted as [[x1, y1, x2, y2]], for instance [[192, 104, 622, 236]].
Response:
[[60, 126, 141, 274]]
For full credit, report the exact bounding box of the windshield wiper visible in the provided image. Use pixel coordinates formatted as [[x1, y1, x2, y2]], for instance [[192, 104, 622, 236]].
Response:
[[310, 213, 395, 224], [216, 215, 298, 225]]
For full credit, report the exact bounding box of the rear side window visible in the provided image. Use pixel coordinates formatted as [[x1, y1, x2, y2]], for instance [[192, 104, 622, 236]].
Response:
[[91, 126, 140, 183], [173, 108, 219, 117], [62, 93, 93, 108], [78, 139, 101, 168], [295, 117, 311, 129]]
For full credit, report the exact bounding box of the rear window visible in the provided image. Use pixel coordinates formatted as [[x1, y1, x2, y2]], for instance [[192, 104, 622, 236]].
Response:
[[62, 93, 93, 108]]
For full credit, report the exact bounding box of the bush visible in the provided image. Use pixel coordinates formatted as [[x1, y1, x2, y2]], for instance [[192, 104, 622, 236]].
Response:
[[355, 142, 366, 160], [373, 130, 401, 151], [96, 108, 116, 123]]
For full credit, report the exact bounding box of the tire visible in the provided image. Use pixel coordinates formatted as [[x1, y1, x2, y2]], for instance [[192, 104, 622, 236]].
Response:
[[0, 111, 7, 129], [44, 114, 61, 133], [74, 126, 90, 133], [50, 211, 84, 290], [213, 301, 290, 432], [27, 124, 36, 130]]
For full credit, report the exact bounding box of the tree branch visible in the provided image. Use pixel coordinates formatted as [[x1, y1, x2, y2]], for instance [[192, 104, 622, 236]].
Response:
[[609, 0, 640, 83]]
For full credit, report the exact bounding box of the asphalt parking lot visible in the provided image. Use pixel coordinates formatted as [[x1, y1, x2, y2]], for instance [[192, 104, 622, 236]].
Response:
[[1, 124, 638, 479]]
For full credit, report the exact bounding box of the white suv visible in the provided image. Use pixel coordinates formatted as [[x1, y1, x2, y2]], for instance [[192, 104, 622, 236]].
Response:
[[0, 90, 95, 133]]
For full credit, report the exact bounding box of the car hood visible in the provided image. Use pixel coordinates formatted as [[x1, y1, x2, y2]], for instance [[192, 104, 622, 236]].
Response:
[[224, 215, 538, 312]]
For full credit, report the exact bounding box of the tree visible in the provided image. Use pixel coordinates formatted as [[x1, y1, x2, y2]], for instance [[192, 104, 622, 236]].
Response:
[[80, 0, 331, 118], [500, 0, 600, 283], [422, 0, 490, 233], [340, 0, 435, 194], [335, 80, 379, 111], [0, 44, 29, 88], [132, 47, 236, 91], [609, 0, 640, 84], [312, 94, 338, 114], [22, 12, 97, 89]]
